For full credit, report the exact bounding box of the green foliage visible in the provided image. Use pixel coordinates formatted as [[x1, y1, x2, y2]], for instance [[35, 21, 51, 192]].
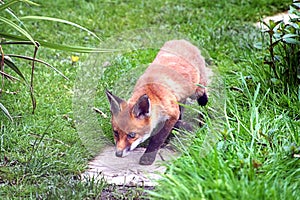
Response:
[[150, 77, 300, 200], [260, 1, 300, 91], [0, 0, 104, 117]]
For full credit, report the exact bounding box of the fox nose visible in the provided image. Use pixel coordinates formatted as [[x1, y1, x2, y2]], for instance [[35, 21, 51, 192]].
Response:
[[115, 150, 123, 157]]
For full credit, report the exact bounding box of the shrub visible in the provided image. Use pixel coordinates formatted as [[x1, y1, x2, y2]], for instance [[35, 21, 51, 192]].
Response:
[[261, 1, 300, 94]]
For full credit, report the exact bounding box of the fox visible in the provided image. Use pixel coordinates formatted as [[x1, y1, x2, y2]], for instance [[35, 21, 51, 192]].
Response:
[[105, 39, 210, 165]]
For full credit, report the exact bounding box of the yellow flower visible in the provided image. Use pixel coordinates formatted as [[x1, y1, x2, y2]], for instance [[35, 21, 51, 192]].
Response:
[[71, 55, 79, 63]]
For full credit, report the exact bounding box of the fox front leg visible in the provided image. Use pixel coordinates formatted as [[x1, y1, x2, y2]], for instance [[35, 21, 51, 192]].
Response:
[[139, 119, 177, 165]]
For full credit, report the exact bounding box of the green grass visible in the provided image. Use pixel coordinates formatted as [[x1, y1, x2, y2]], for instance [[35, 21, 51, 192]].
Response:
[[1, 0, 299, 199], [150, 79, 300, 199]]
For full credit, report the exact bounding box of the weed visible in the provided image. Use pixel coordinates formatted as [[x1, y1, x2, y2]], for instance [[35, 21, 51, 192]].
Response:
[[259, 1, 300, 91]]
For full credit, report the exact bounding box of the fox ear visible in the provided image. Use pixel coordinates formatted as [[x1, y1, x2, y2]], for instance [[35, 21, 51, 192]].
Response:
[[132, 94, 151, 119], [105, 89, 125, 116]]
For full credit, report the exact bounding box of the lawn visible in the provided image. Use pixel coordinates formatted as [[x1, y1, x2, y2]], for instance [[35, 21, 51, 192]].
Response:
[[1, 0, 299, 199]]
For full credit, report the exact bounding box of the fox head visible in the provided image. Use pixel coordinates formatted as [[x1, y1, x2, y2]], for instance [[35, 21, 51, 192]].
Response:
[[105, 90, 152, 157]]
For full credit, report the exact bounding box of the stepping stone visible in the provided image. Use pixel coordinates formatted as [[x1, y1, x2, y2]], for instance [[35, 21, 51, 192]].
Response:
[[255, 10, 299, 29], [81, 146, 178, 187]]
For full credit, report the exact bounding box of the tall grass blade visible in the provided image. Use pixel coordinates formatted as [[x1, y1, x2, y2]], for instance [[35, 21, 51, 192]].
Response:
[[0, 32, 115, 53], [0, 103, 13, 121], [6, 54, 69, 80], [20, 16, 102, 41], [0, 0, 19, 11], [1, 41, 37, 45], [0, 70, 19, 81], [0, 16, 36, 46], [0, 0, 38, 33], [0, 0, 38, 12], [4, 8, 24, 28], [3, 57, 27, 82]]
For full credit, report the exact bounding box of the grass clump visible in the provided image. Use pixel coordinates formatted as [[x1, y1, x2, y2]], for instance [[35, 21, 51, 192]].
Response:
[[150, 78, 300, 199]]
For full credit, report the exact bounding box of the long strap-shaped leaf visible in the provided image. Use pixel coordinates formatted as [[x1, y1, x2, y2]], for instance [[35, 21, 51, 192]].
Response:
[[0, 0, 39, 34], [0, 0, 38, 12], [0, 102, 13, 121], [3, 56, 27, 82], [0, 16, 37, 47], [4, 54, 69, 80], [0, 32, 116, 53], [0, 70, 19, 81], [20, 16, 102, 42]]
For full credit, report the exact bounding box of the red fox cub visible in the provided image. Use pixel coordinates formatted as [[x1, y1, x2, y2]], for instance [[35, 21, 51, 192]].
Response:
[[106, 40, 209, 165]]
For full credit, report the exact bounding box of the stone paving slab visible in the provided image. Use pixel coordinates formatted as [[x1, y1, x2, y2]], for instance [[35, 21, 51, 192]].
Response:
[[255, 10, 298, 29], [82, 146, 178, 187]]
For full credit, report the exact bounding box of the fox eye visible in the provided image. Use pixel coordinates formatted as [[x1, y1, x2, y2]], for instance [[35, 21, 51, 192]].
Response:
[[127, 132, 136, 139], [113, 130, 119, 138]]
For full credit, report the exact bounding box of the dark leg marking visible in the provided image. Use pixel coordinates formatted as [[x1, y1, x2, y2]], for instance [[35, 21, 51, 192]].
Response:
[[139, 119, 176, 165], [197, 92, 208, 106], [197, 92, 208, 126]]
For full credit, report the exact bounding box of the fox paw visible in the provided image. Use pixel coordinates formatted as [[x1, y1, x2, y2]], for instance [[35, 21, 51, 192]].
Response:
[[139, 152, 156, 165]]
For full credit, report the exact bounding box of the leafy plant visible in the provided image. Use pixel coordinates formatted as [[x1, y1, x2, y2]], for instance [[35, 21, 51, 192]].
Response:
[[0, 0, 108, 118], [261, 1, 300, 93]]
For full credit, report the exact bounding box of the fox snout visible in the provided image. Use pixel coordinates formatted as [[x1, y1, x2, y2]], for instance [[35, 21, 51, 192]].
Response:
[[115, 150, 123, 157], [115, 146, 130, 157], [114, 136, 146, 157]]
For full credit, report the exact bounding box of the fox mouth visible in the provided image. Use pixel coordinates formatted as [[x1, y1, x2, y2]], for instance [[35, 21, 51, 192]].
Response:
[[115, 133, 152, 158], [115, 146, 130, 157]]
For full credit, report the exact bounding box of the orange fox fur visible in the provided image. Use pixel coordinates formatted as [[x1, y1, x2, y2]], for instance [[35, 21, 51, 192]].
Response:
[[106, 40, 210, 165]]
